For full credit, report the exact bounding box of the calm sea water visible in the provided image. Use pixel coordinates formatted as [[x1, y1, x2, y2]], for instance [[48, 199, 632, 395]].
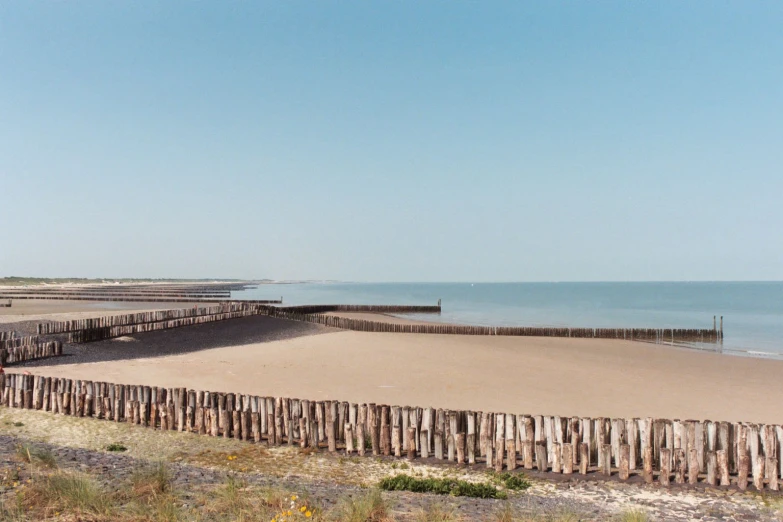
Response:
[[232, 282, 783, 358]]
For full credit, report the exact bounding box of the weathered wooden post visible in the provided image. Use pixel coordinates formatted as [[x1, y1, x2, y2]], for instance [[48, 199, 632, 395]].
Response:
[[601, 444, 612, 476], [579, 443, 589, 475], [660, 448, 671, 486], [643, 447, 653, 483], [619, 444, 630, 480]]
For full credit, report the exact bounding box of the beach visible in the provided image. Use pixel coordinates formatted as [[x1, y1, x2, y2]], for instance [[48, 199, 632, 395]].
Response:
[[9, 310, 782, 425]]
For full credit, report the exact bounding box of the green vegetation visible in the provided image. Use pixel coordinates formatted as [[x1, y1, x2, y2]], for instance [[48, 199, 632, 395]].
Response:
[[106, 443, 128, 452], [378, 473, 505, 499], [492, 471, 531, 491]]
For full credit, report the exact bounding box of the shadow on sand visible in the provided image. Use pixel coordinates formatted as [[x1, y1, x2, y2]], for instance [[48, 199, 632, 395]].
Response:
[[13, 315, 336, 368]]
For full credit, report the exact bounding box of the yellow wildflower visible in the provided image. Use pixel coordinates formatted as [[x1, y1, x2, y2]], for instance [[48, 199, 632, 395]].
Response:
[[300, 506, 307, 512], [306, 511, 312, 518], [291, 495, 297, 500], [287, 510, 292, 516]]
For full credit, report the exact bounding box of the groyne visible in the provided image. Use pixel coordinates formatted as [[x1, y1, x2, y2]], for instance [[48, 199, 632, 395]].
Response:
[[269, 310, 723, 344], [0, 372, 778, 490]]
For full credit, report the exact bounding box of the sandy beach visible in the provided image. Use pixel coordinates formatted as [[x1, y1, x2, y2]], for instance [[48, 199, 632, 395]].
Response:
[[7, 310, 782, 425]]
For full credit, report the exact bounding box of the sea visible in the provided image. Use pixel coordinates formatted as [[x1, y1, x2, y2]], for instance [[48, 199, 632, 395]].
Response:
[[231, 282, 783, 359]]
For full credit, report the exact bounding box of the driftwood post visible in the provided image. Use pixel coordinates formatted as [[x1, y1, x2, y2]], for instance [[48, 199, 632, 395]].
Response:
[[407, 427, 416, 460]]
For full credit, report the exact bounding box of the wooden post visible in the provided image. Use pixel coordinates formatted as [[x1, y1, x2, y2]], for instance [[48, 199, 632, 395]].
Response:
[[643, 447, 653, 483], [535, 441, 548, 472], [659, 448, 671, 486], [717, 449, 729, 486], [738, 452, 749, 491], [562, 443, 573, 474], [619, 444, 630, 480], [327, 405, 336, 453], [579, 443, 589, 475], [345, 424, 354, 454], [754, 456, 765, 491], [356, 417, 366, 457], [706, 451, 717, 485], [688, 448, 699, 484], [381, 406, 391, 456], [525, 441, 534, 470], [674, 449, 686, 484], [420, 430, 430, 459], [455, 433, 465, 464], [407, 427, 416, 460], [552, 443, 562, 474], [601, 444, 612, 476], [769, 458, 779, 491]]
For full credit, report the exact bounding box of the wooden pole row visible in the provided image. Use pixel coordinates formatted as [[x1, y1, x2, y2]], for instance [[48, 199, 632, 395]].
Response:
[[270, 311, 720, 344], [10, 296, 280, 304], [0, 341, 62, 365], [0, 336, 41, 350], [274, 304, 442, 314], [0, 292, 232, 298], [66, 307, 271, 343], [0, 331, 21, 342], [38, 303, 266, 335], [0, 372, 779, 490]]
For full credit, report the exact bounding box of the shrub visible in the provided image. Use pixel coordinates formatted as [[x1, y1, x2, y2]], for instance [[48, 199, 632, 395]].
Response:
[[106, 443, 128, 452], [378, 474, 505, 499], [493, 471, 531, 491]]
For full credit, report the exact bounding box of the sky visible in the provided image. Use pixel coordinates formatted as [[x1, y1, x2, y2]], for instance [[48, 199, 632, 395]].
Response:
[[1, 2, 782, 282]]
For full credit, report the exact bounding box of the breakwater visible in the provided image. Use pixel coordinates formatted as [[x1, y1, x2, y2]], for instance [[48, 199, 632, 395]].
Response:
[[269, 310, 723, 344], [1, 371, 778, 490], [0, 341, 62, 365]]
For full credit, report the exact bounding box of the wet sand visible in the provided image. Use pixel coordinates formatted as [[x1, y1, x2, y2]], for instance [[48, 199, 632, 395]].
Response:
[[18, 315, 783, 424]]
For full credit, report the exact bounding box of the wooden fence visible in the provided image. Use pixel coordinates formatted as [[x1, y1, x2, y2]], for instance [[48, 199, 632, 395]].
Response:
[[0, 372, 778, 491], [37, 303, 266, 335], [269, 310, 722, 344], [274, 304, 442, 314], [5, 296, 281, 304], [0, 336, 40, 351], [0, 341, 62, 365], [0, 292, 232, 299]]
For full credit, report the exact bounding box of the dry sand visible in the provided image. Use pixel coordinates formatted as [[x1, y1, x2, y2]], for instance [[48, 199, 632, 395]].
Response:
[[16, 314, 783, 425]]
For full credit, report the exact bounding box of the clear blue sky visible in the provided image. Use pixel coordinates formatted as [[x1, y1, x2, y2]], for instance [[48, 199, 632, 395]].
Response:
[[1, 2, 781, 282]]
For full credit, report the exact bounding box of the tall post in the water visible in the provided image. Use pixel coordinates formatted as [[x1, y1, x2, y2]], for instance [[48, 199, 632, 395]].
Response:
[[720, 316, 723, 343], [713, 316, 716, 334]]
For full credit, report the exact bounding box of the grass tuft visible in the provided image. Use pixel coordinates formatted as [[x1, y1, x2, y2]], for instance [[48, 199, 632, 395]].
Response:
[[331, 489, 393, 522], [131, 462, 172, 498], [615, 509, 651, 522], [413, 503, 463, 522], [378, 474, 505, 499], [15, 444, 57, 468], [24, 471, 114, 516], [106, 442, 128, 452]]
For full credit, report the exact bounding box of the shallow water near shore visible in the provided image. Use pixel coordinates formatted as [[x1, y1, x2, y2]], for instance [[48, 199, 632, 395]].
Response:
[[233, 282, 783, 358]]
